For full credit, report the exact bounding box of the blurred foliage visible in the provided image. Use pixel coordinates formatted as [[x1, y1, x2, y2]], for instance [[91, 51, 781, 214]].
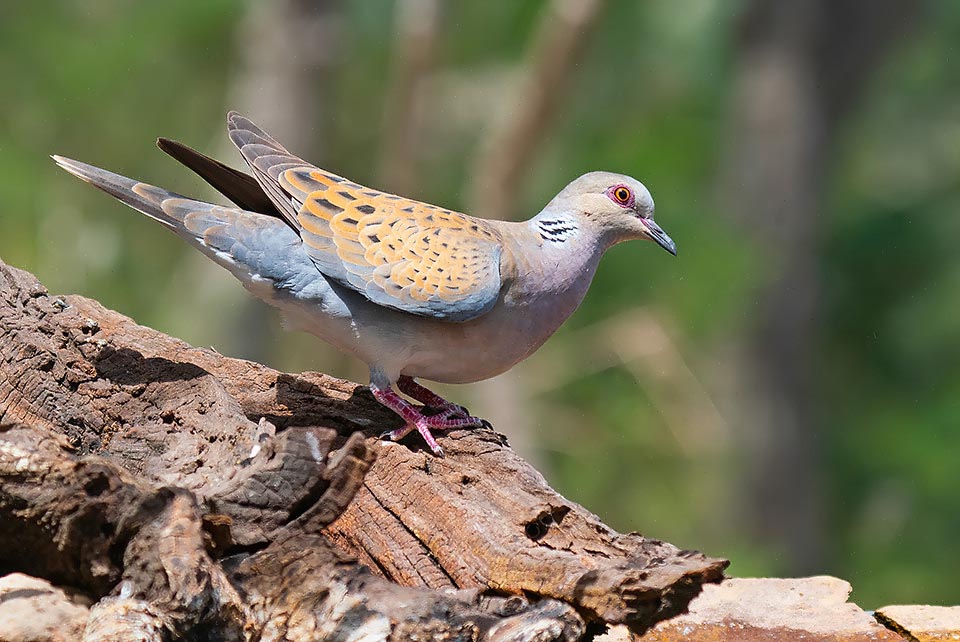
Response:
[[2, 0, 959, 608]]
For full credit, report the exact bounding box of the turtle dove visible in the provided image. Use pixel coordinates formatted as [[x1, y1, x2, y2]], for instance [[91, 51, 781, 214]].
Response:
[[53, 112, 676, 456]]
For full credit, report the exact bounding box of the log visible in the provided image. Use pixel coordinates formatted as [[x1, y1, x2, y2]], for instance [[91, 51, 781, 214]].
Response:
[[0, 257, 726, 640]]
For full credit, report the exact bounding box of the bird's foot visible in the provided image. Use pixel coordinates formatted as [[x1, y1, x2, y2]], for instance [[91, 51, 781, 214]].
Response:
[[397, 375, 475, 418], [429, 401, 473, 421], [431, 404, 492, 430], [379, 413, 485, 458], [371, 382, 488, 457]]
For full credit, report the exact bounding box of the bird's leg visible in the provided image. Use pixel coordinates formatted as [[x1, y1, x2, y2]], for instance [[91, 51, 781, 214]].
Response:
[[396, 375, 470, 419], [369, 383, 485, 457]]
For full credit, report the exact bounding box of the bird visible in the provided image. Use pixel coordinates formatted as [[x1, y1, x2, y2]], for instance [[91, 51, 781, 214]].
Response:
[[53, 112, 676, 457]]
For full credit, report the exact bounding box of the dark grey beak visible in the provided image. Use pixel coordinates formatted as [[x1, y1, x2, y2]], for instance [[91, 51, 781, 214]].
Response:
[[642, 219, 677, 256]]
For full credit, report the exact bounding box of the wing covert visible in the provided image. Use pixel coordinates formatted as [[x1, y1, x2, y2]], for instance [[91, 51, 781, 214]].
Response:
[[226, 112, 504, 322], [298, 184, 504, 322]]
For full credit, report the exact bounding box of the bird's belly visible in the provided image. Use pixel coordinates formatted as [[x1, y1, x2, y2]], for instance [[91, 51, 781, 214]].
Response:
[[398, 297, 573, 384], [400, 333, 538, 384], [257, 273, 584, 386], [401, 332, 533, 384]]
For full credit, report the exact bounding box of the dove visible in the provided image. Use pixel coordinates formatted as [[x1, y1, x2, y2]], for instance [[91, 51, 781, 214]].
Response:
[[53, 112, 676, 456]]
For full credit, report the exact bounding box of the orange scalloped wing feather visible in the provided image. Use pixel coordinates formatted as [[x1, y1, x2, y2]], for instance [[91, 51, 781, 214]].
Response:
[[226, 113, 504, 321], [291, 169, 504, 322]]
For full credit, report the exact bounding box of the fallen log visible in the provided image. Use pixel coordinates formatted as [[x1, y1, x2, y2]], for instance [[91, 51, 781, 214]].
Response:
[[0, 257, 726, 640]]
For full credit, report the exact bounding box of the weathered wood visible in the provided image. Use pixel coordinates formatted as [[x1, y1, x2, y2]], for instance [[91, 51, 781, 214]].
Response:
[[0, 423, 249, 640], [0, 421, 584, 641], [0, 257, 727, 640], [324, 439, 715, 625]]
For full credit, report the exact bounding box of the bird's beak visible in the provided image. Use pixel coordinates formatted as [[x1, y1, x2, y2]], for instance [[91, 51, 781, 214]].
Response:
[[641, 219, 677, 256]]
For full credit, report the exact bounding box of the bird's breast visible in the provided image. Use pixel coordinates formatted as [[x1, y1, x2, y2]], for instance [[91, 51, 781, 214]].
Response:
[[400, 252, 602, 384]]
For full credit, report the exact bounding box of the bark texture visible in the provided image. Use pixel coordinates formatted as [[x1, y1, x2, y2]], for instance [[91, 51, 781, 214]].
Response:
[[0, 257, 726, 641]]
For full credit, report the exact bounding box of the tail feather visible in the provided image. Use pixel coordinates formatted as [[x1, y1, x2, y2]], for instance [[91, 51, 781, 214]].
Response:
[[51, 154, 247, 254], [155, 138, 283, 219], [52, 155, 311, 292], [52, 155, 188, 230]]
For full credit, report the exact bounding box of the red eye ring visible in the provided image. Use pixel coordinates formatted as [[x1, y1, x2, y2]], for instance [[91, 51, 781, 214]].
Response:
[[608, 184, 634, 207]]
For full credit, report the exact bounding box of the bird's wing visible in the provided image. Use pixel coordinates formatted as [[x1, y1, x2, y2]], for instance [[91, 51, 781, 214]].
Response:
[[227, 112, 504, 322], [157, 137, 284, 220], [227, 112, 309, 231]]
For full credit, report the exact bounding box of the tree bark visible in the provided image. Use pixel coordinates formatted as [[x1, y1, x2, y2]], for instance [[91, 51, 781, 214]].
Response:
[[0, 257, 726, 640]]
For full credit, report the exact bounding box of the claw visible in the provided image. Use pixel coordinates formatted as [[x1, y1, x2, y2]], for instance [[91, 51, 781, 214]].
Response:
[[369, 382, 490, 456], [435, 403, 472, 421], [419, 412, 486, 429], [380, 425, 414, 442], [453, 404, 472, 418]]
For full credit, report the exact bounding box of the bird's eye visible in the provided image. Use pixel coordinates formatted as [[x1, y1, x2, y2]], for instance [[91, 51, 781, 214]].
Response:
[[610, 185, 633, 207]]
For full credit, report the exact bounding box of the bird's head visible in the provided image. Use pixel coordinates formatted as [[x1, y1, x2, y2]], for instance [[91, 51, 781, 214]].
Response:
[[546, 171, 676, 255]]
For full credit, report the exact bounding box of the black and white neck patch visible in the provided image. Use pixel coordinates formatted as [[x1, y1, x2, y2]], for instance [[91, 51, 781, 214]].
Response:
[[537, 217, 579, 243]]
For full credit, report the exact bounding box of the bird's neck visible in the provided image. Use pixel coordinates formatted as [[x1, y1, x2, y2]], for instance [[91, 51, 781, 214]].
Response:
[[533, 211, 584, 246], [503, 212, 608, 303], [529, 207, 621, 252]]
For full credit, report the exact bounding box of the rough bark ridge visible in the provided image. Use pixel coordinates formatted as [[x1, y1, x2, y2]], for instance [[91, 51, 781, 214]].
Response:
[[0, 257, 726, 641]]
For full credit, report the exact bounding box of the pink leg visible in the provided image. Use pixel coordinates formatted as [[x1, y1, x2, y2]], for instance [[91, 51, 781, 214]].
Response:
[[370, 383, 486, 457], [397, 375, 470, 419]]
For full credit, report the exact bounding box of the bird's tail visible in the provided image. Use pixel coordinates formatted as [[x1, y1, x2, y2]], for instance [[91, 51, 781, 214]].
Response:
[[52, 155, 207, 232], [52, 155, 312, 293]]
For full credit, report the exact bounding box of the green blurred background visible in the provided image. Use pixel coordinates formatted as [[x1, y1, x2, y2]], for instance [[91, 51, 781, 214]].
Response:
[[2, 0, 958, 607]]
